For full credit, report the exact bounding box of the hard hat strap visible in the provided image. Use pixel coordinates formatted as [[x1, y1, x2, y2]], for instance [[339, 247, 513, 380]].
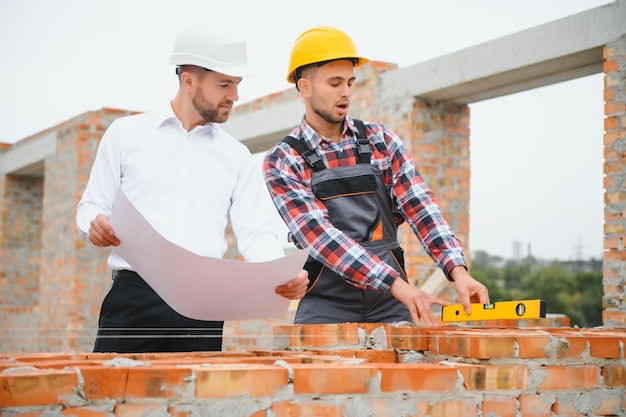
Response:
[[175, 65, 213, 76]]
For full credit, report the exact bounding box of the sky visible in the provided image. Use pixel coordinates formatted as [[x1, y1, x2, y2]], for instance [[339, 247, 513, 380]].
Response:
[[0, 0, 612, 261]]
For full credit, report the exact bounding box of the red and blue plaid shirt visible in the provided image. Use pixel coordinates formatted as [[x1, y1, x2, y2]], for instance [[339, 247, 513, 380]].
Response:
[[263, 116, 467, 292]]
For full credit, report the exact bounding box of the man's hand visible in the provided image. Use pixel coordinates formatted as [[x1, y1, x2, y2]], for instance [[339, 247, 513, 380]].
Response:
[[389, 278, 450, 326], [450, 266, 490, 314], [275, 269, 309, 300], [88, 214, 120, 247]]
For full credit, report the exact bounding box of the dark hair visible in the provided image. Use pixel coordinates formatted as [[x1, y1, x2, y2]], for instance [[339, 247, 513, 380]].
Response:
[[293, 58, 358, 90], [175, 65, 212, 80]]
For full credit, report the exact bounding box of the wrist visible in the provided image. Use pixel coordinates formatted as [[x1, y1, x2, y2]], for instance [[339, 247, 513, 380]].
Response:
[[449, 265, 468, 282]]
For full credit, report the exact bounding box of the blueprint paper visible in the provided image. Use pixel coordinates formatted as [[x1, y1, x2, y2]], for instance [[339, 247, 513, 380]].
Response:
[[109, 190, 309, 320]]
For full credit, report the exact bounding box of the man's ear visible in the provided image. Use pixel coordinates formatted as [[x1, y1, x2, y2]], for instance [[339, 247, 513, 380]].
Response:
[[180, 70, 195, 89], [297, 78, 311, 96]]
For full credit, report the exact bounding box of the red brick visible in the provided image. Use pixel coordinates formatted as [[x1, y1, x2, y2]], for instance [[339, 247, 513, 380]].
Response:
[[551, 400, 585, 417], [428, 399, 479, 417], [291, 363, 376, 394], [602, 364, 626, 387], [518, 330, 587, 359], [452, 363, 529, 390], [584, 330, 623, 358], [379, 363, 458, 392], [312, 348, 398, 363], [387, 326, 429, 350], [370, 398, 429, 417], [124, 365, 194, 399], [605, 116, 618, 131], [429, 329, 517, 358], [482, 394, 517, 417], [113, 403, 166, 417], [271, 400, 343, 417], [589, 394, 623, 415], [518, 394, 554, 417], [0, 369, 77, 407], [537, 365, 599, 390], [81, 365, 129, 400], [604, 59, 619, 73], [195, 364, 288, 397]]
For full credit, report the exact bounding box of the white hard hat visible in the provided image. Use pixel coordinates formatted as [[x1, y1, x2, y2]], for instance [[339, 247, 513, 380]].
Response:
[[169, 19, 255, 77]]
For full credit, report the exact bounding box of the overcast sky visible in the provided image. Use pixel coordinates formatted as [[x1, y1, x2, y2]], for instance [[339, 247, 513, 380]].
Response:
[[0, 0, 612, 261]]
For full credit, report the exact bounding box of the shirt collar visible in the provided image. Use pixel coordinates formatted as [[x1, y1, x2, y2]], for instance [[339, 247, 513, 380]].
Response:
[[295, 116, 359, 149], [151, 104, 178, 128], [150, 104, 216, 135]]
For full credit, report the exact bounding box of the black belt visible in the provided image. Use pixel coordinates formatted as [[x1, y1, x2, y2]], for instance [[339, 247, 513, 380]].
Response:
[[112, 269, 142, 280]]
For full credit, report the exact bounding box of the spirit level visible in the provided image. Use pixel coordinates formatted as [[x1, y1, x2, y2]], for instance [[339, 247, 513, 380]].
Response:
[[441, 299, 547, 322]]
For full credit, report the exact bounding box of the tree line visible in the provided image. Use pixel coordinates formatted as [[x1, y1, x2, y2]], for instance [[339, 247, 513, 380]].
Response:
[[469, 250, 603, 328]]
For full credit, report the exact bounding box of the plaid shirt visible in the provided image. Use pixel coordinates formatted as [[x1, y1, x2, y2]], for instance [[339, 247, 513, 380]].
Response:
[[263, 116, 467, 292]]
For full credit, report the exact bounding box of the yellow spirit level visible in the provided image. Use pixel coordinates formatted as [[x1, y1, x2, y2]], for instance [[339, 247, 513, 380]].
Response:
[[441, 299, 547, 322]]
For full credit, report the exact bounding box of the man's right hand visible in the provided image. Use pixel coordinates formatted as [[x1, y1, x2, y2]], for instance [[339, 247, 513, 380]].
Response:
[[88, 214, 120, 247], [390, 278, 450, 326]]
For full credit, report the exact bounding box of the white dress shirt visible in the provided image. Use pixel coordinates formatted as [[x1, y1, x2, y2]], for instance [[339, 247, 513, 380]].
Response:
[[76, 105, 285, 270]]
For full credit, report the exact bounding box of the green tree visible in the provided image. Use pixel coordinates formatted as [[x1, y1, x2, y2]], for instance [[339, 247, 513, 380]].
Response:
[[467, 253, 603, 328], [519, 261, 575, 315], [570, 271, 603, 327], [470, 268, 508, 302]]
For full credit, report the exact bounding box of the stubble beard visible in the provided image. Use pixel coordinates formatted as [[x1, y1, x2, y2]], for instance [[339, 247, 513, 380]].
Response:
[[310, 96, 345, 126], [193, 89, 230, 124]]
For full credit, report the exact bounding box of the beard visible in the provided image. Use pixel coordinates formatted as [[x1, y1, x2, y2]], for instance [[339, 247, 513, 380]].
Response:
[[192, 88, 231, 124], [310, 95, 345, 125]]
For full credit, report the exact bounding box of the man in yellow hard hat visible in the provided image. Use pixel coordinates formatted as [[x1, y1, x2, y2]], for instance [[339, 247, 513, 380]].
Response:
[[263, 26, 489, 325], [76, 19, 309, 353]]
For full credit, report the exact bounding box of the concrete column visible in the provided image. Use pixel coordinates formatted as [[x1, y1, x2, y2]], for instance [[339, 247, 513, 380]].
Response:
[[404, 99, 470, 299], [602, 34, 626, 327]]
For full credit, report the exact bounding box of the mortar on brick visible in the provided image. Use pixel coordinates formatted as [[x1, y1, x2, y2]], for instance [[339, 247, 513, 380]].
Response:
[[398, 352, 426, 363], [103, 357, 151, 368], [341, 396, 420, 417], [196, 399, 270, 417], [61, 366, 87, 407], [366, 326, 388, 350]]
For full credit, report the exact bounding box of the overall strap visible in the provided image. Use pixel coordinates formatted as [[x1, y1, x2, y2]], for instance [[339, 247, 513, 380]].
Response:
[[281, 136, 326, 172], [280, 119, 372, 171], [353, 119, 372, 164]]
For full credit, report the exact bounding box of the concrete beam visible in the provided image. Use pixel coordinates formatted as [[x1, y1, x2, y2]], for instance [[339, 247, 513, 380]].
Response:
[[0, 132, 56, 177], [224, 1, 624, 151], [222, 100, 304, 154], [379, 0, 625, 104]]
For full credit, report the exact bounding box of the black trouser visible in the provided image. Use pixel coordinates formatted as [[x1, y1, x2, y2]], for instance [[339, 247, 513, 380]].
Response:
[[93, 270, 223, 353]]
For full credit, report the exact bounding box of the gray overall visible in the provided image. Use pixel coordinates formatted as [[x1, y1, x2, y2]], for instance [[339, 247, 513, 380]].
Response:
[[282, 120, 412, 324]]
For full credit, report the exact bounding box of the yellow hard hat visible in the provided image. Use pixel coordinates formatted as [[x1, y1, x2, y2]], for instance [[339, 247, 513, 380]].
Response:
[[286, 26, 370, 83]]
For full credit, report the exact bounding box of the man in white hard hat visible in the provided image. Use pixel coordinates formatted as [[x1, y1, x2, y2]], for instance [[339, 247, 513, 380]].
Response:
[[263, 26, 489, 326], [76, 20, 309, 353]]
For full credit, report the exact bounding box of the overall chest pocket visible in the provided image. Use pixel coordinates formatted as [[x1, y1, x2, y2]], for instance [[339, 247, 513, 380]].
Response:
[[313, 171, 382, 243]]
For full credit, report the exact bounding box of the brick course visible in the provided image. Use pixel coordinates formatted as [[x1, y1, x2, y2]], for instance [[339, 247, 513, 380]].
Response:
[[1, 325, 624, 416]]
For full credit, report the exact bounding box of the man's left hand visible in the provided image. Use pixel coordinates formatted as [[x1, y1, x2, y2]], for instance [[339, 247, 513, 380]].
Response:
[[275, 269, 309, 300]]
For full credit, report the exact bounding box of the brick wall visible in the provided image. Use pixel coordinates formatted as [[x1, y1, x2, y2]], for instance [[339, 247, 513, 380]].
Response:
[[1, 324, 624, 416], [0, 175, 42, 306], [0, 109, 133, 353], [603, 34, 626, 326]]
